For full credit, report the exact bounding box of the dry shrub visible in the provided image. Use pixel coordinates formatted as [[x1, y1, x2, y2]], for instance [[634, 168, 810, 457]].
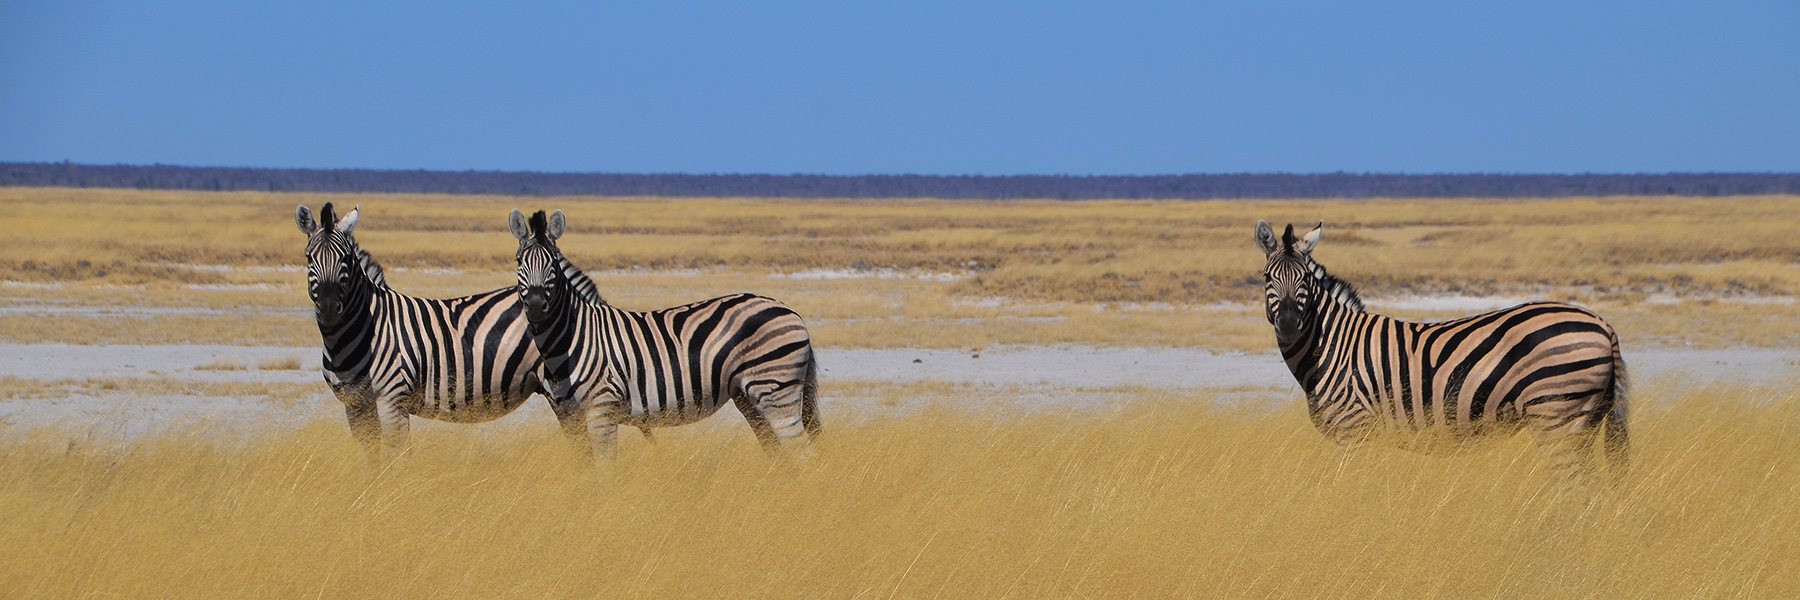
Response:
[[257, 356, 303, 371]]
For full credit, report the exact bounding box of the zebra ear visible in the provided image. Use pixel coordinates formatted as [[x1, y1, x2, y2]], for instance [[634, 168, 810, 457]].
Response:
[[1255, 220, 1279, 255], [509, 209, 530, 240], [296, 205, 318, 235], [1294, 221, 1322, 254], [336, 206, 360, 235], [547, 210, 566, 240]]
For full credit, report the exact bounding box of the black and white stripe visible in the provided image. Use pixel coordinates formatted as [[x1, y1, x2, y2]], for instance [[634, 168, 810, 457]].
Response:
[[1255, 220, 1628, 484], [299, 202, 560, 461], [510, 209, 820, 461]]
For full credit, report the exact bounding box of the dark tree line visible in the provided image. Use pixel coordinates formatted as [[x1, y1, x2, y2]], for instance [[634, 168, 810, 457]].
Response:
[[4, 162, 1797, 199]]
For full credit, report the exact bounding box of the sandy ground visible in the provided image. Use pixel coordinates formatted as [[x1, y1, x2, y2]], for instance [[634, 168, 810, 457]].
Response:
[[2, 343, 1796, 441]]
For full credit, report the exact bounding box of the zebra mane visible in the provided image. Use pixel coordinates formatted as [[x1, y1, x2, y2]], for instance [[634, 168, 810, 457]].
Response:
[[558, 254, 606, 306], [1309, 259, 1364, 313], [355, 248, 387, 289]]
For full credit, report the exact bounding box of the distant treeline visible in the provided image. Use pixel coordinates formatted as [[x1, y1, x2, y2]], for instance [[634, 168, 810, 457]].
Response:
[[4, 161, 1798, 199]]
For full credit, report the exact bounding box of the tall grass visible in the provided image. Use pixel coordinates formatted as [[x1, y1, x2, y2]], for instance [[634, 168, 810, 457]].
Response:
[[3, 385, 1794, 598]]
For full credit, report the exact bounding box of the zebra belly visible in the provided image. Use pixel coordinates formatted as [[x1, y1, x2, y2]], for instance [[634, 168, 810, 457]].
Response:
[[408, 391, 536, 423], [1383, 423, 1527, 455], [397, 367, 539, 423], [621, 389, 729, 428], [323, 368, 526, 424], [1320, 390, 1527, 452], [387, 350, 542, 424]]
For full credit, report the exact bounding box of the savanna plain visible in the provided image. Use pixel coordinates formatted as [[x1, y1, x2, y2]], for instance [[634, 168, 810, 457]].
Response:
[[2, 188, 1798, 597]]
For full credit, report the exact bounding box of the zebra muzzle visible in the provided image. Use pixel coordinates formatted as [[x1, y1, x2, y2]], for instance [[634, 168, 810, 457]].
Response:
[[520, 288, 549, 319]]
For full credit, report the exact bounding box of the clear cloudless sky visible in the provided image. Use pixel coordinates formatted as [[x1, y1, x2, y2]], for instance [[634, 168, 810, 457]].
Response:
[[2, 1, 1797, 175]]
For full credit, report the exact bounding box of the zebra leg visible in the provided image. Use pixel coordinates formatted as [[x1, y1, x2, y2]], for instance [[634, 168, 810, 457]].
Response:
[[1332, 426, 1375, 452], [546, 392, 589, 454], [1525, 392, 1605, 491], [638, 427, 656, 445], [373, 388, 412, 462], [343, 398, 382, 466], [737, 380, 811, 456], [584, 387, 627, 467], [732, 392, 779, 453], [1320, 428, 1374, 482]]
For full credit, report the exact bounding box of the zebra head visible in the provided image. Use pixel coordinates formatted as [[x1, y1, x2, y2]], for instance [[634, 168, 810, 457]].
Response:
[[1255, 220, 1323, 346], [296, 202, 362, 326], [510, 208, 566, 325]]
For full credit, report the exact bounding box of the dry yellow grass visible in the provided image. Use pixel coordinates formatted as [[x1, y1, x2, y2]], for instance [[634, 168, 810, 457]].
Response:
[[0, 383, 1793, 598], [0, 313, 317, 346], [5, 189, 1795, 598], [3, 187, 1799, 349], [0, 377, 321, 404], [7, 188, 1800, 298]]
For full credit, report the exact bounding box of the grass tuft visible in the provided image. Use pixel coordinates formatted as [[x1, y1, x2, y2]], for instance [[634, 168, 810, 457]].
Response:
[[257, 356, 304, 371]]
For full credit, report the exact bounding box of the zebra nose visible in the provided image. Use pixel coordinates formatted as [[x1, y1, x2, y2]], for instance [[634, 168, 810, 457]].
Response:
[[1275, 316, 1305, 343], [316, 296, 342, 322]]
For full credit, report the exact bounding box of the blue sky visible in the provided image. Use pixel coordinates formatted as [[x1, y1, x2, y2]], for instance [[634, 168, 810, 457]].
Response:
[[2, 1, 1796, 174]]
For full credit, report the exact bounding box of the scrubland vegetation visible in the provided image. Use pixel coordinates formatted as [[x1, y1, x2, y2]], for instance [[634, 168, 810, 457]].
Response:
[[1, 382, 1795, 597], [3, 188, 1799, 597], [2, 187, 1799, 349]]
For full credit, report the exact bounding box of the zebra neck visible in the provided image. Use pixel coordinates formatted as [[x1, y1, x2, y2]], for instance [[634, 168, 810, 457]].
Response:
[[1279, 326, 1323, 393], [528, 279, 605, 385], [318, 282, 378, 383], [1284, 299, 1376, 399], [524, 255, 609, 387], [1276, 264, 1368, 398]]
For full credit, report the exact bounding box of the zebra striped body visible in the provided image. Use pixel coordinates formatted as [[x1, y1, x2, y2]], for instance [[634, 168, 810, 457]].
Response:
[[333, 286, 544, 423], [1256, 220, 1627, 482], [300, 203, 554, 460], [510, 209, 819, 460]]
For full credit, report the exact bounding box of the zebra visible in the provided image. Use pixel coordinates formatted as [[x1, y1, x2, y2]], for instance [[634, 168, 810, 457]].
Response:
[[508, 208, 820, 463], [1255, 220, 1628, 485], [298, 202, 589, 462]]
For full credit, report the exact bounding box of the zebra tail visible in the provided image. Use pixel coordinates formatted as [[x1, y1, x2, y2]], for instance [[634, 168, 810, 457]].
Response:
[[800, 347, 822, 440], [1602, 338, 1630, 480]]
